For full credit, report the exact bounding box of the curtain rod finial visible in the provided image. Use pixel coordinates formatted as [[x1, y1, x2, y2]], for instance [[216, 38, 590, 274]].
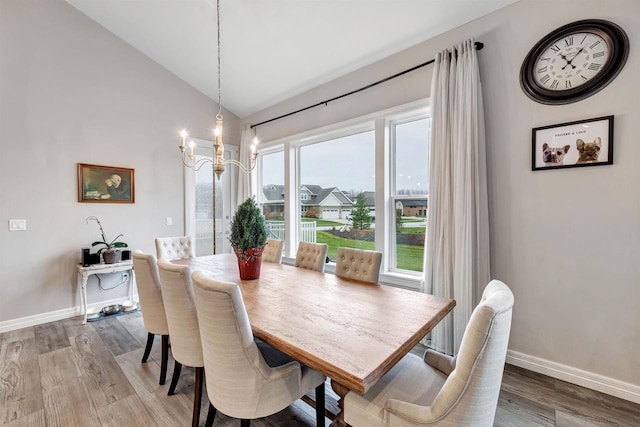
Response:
[[475, 41, 484, 50]]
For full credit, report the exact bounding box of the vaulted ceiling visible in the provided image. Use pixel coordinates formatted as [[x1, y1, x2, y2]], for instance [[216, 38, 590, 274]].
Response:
[[66, 0, 519, 118]]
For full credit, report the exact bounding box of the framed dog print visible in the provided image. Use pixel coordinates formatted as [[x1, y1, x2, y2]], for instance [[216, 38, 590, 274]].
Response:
[[532, 116, 614, 171], [78, 163, 135, 203]]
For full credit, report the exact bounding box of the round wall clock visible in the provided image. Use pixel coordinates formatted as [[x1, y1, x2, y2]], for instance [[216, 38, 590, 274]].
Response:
[[520, 19, 629, 105]]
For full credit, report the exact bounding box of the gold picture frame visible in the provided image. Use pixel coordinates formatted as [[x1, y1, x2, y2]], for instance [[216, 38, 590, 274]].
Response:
[[77, 163, 135, 203]]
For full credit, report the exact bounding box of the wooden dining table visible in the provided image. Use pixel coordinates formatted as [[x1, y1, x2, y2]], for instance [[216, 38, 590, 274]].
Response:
[[174, 254, 455, 426]]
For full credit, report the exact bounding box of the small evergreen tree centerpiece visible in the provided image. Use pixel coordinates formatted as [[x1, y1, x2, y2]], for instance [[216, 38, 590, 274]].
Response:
[[229, 197, 268, 279]]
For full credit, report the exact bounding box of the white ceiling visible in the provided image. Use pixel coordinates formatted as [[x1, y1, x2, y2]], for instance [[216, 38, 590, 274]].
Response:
[[65, 0, 519, 119]]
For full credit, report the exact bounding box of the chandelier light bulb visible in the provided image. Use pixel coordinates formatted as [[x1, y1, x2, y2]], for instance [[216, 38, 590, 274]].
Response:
[[252, 135, 259, 145]]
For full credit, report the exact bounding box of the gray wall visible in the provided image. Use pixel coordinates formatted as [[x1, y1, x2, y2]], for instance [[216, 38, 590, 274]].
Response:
[[0, 0, 241, 322], [246, 1, 640, 387]]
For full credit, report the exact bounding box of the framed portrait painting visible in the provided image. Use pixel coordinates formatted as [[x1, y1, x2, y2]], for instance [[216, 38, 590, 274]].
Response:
[[77, 163, 135, 203], [532, 116, 614, 171]]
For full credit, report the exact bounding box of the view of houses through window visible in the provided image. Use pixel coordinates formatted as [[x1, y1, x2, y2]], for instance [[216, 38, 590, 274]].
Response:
[[299, 131, 375, 260], [258, 104, 430, 277]]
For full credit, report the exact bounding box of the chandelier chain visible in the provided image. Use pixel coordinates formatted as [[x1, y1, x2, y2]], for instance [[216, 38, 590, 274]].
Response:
[[216, 0, 222, 118]]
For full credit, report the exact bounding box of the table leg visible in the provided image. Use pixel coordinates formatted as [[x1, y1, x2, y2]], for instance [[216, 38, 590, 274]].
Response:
[[81, 271, 88, 324], [329, 379, 350, 427]]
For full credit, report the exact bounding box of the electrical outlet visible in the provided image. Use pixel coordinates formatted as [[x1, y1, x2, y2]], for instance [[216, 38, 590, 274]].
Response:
[[122, 272, 129, 282]]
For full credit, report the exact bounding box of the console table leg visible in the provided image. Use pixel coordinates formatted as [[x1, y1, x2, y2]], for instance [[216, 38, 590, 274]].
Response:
[[81, 272, 88, 324], [129, 269, 137, 302]]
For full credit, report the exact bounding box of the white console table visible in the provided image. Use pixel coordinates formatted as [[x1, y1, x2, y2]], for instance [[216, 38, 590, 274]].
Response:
[[77, 260, 136, 324]]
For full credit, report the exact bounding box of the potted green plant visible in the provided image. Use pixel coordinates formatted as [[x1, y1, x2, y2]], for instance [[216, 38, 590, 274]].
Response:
[[86, 216, 128, 264], [229, 197, 268, 279]]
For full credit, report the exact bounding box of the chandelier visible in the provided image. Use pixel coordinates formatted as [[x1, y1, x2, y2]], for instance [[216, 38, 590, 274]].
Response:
[[178, 0, 258, 180]]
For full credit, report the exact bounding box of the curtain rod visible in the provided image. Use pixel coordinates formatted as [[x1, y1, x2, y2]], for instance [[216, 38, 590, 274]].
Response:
[[250, 41, 484, 129]]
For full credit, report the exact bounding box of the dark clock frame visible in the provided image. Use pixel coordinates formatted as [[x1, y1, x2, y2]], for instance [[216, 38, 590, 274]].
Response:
[[520, 19, 629, 105]]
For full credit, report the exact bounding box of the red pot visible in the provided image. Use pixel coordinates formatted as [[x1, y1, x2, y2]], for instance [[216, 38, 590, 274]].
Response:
[[234, 246, 265, 280]]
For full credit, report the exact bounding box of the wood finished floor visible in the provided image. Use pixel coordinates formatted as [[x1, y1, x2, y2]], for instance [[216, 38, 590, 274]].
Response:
[[1, 312, 639, 426]]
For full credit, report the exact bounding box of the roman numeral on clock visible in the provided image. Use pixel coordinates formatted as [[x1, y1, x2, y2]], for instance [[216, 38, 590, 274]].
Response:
[[592, 51, 605, 58], [550, 44, 561, 52], [566, 80, 572, 88], [565, 36, 574, 46], [589, 40, 601, 49], [550, 80, 559, 89], [537, 66, 548, 74], [540, 74, 551, 84], [588, 63, 602, 71]]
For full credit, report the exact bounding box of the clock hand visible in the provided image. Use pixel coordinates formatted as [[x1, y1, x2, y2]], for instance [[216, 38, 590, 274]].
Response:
[[562, 47, 586, 69]]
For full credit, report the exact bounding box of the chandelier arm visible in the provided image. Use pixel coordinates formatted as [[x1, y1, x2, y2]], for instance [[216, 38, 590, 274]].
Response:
[[180, 152, 214, 171], [223, 158, 257, 173]]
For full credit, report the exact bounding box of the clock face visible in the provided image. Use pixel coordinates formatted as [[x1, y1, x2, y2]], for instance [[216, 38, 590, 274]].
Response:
[[520, 20, 629, 105], [533, 32, 611, 91]]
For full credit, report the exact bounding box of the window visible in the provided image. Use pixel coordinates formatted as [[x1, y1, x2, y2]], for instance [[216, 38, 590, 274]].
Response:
[[259, 150, 285, 242], [299, 131, 375, 261], [185, 140, 235, 256], [391, 117, 430, 273], [256, 101, 429, 288]]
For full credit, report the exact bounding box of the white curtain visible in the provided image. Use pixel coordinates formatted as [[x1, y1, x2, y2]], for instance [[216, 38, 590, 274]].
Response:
[[236, 124, 253, 206], [423, 39, 490, 355]]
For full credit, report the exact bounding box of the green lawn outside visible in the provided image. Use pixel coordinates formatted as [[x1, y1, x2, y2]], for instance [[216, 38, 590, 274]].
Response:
[[316, 231, 424, 272], [302, 218, 344, 227]]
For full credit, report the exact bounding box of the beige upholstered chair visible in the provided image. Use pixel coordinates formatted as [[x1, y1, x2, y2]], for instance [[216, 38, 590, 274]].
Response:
[[335, 247, 383, 283], [262, 238, 284, 264], [294, 242, 328, 272], [191, 271, 326, 427], [344, 280, 514, 427], [157, 259, 204, 427], [155, 236, 194, 260], [132, 251, 170, 385]]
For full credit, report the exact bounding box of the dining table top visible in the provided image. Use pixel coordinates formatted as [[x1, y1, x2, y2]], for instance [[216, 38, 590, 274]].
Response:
[[174, 253, 455, 394]]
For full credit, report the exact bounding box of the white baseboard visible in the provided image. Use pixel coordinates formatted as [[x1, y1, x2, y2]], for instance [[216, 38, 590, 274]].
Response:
[[0, 296, 138, 333], [507, 350, 640, 405]]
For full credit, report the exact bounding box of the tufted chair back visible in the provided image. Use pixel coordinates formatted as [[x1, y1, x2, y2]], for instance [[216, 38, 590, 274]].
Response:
[[335, 247, 382, 284], [343, 280, 514, 427], [262, 238, 284, 264], [192, 270, 326, 421], [295, 242, 328, 272], [157, 259, 203, 368], [132, 250, 168, 335], [155, 236, 194, 261]]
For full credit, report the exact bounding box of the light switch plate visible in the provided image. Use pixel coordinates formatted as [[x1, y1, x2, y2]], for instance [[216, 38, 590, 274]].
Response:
[[9, 219, 27, 231], [166, 217, 172, 226]]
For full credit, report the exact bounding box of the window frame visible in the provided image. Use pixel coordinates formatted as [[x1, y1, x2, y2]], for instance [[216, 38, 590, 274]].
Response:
[[387, 111, 431, 276], [255, 99, 430, 290]]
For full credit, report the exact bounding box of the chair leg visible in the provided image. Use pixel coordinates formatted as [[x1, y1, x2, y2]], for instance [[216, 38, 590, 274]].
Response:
[[192, 367, 204, 427], [141, 332, 154, 363], [159, 335, 169, 385], [315, 382, 325, 427], [240, 420, 250, 427], [167, 360, 182, 395], [204, 401, 217, 427]]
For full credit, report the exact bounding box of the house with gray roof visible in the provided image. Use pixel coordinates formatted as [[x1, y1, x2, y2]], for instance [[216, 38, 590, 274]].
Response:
[[262, 184, 354, 220]]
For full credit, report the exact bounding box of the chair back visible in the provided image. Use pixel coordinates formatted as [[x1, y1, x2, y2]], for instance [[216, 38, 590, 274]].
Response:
[[132, 251, 168, 335], [335, 247, 382, 283], [262, 238, 284, 264], [294, 242, 328, 272], [418, 280, 514, 426], [157, 259, 203, 368], [192, 271, 305, 419], [155, 236, 194, 260]]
